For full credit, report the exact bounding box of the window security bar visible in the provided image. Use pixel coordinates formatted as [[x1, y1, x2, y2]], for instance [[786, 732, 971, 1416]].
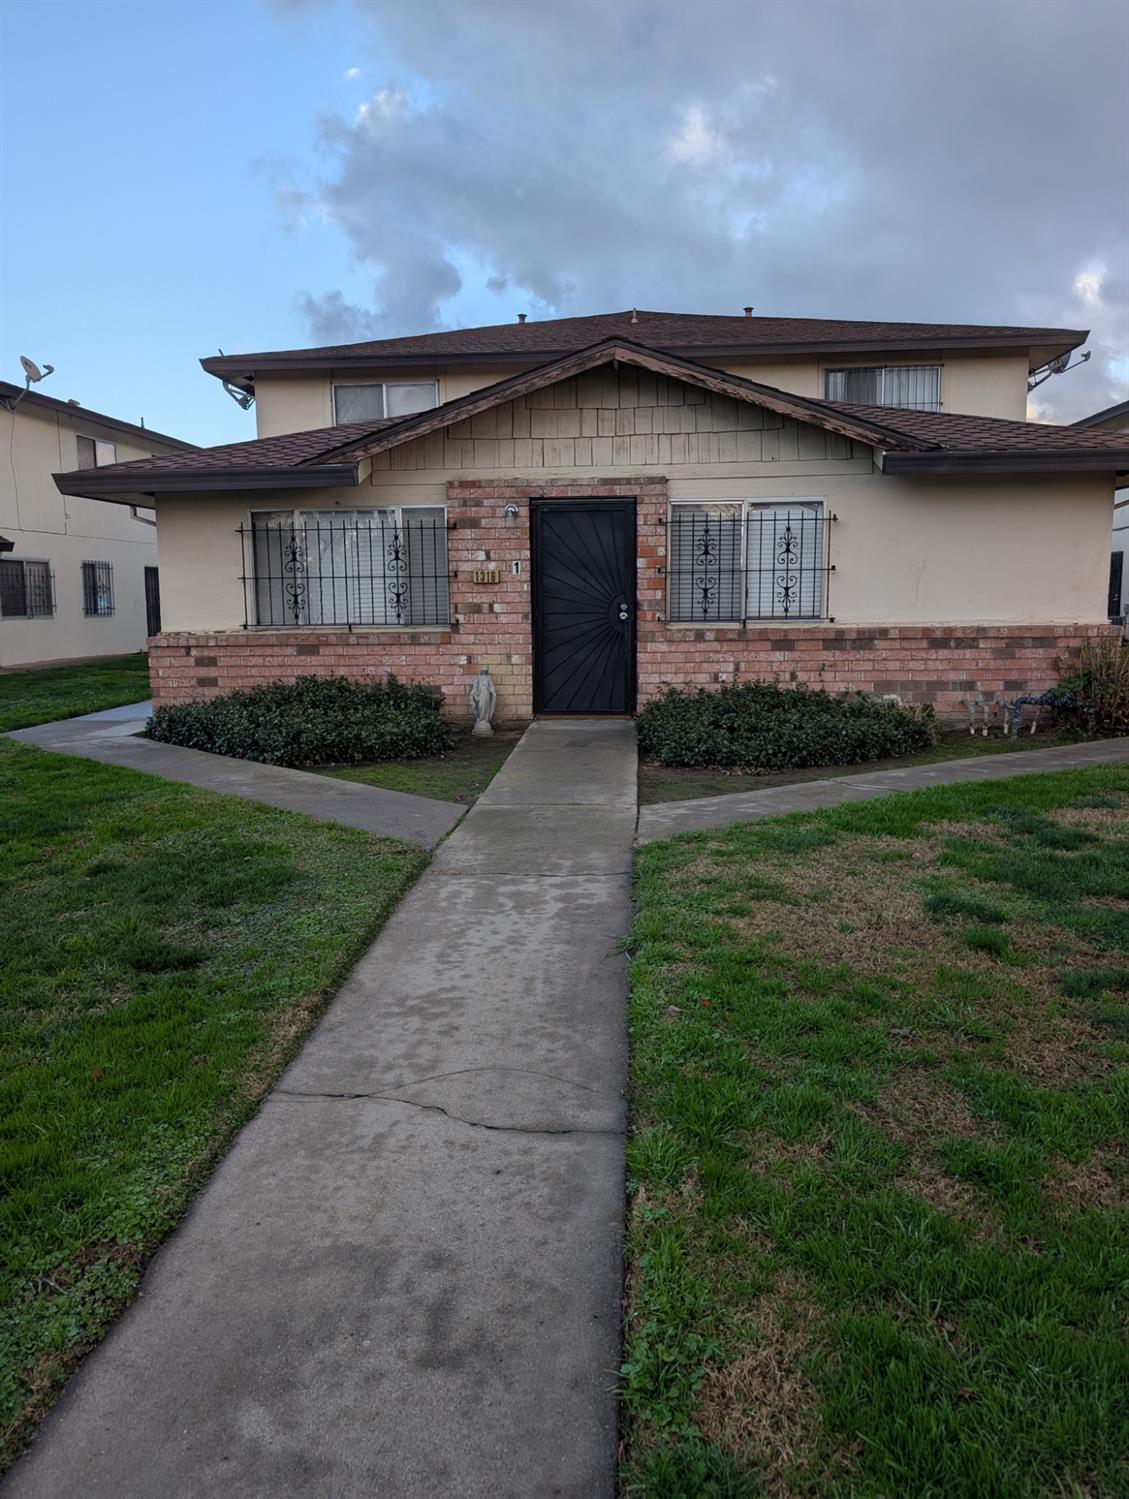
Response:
[[667, 506, 833, 624], [239, 512, 450, 629]]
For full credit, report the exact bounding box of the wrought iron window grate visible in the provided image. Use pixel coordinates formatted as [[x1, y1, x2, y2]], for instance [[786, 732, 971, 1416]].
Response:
[[0, 559, 54, 618], [240, 509, 450, 628], [668, 503, 830, 623], [81, 560, 114, 617]]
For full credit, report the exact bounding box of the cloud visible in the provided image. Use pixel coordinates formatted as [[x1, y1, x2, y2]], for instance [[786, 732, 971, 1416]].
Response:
[[280, 0, 1129, 420], [344, 65, 361, 80]]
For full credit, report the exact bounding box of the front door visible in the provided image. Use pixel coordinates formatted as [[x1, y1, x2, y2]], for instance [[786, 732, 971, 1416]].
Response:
[[531, 500, 636, 714], [144, 566, 161, 637]]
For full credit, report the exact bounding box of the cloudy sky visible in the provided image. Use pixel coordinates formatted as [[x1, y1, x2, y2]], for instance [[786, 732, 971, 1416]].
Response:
[[2, 0, 1127, 444]]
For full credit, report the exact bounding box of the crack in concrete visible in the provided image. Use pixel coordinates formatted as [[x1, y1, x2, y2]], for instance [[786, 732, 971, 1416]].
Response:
[[387, 1064, 603, 1094], [272, 1087, 624, 1137]]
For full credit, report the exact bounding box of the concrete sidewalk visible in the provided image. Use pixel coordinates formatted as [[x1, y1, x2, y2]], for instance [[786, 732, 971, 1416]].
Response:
[[5, 719, 635, 1499], [637, 735, 1129, 843], [9, 702, 463, 847]]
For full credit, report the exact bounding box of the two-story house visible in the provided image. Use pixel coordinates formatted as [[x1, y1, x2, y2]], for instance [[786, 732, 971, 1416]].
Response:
[[53, 310, 1129, 721], [1, 381, 193, 667]]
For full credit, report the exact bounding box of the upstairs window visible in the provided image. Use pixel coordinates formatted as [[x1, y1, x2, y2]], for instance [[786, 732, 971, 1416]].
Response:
[[0, 559, 54, 618], [668, 501, 828, 624], [245, 508, 449, 628], [824, 366, 941, 412], [332, 382, 438, 424], [76, 435, 118, 469], [81, 560, 114, 616]]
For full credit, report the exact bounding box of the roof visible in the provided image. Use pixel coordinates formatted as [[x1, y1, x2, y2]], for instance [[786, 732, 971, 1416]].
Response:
[[201, 308, 1087, 389], [55, 338, 1129, 501], [1073, 399, 1129, 431], [0, 381, 194, 451]]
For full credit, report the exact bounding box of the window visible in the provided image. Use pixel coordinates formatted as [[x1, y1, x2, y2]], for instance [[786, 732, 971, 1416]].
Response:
[[76, 435, 118, 469], [81, 560, 114, 616], [0, 559, 54, 618], [824, 366, 941, 412], [668, 501, 828, 623], [332, 382, 438, 424], [247, 508, 449, 627]]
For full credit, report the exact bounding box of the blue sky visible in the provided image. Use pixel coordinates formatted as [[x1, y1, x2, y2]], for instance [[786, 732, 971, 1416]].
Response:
[[2, 0, 1127, 447]]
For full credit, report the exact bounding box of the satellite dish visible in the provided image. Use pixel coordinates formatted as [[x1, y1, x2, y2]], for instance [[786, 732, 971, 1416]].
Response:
[[19, 355, 54, 384], [1049, 353, 1071, 376]]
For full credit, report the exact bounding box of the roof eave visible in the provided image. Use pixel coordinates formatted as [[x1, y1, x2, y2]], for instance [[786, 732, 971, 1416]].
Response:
[[201, 328, 1088, 389], [880, 451, 1129, 476], [52, 462, 359, 502]]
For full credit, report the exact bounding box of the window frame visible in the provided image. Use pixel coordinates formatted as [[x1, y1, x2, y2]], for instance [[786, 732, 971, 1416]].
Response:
[[245, 503, 450, 629], [0, 557, 54, 619], [330, 380, 440, 425], [76, 434, 118, 469], [823, 365, 941, 412], [81, 559, 115, 617], [666, 498, 830, 625]]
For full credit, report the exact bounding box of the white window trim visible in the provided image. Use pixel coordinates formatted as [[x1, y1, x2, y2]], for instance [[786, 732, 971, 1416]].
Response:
[[667, 498, 829, 625], [331, 380, 440, 425], [823, 365, 941, 411]]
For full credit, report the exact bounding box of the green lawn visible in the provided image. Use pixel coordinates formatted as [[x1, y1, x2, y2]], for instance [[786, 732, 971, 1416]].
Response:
[[623, 767, 1129, 1497], [318, 727, 523, 803], [639, 727, 1105, 804], [0, 655, 151, 733], [0, 741, 426, 1466]]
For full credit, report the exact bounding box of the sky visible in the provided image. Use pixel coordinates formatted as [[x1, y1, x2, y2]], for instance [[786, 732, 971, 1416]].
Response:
[[1, 0, 1127, 447]]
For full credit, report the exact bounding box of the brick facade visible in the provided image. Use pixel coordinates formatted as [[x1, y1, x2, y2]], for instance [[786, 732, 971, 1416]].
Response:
[[149, 476, 1119, 723]]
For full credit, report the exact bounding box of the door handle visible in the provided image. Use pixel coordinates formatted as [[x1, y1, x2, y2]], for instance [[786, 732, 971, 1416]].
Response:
[[617, 603, 630, 621]]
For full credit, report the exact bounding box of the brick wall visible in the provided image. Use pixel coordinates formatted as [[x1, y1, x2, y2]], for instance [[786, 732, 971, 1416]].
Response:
[[149, 476, 1118, 723]]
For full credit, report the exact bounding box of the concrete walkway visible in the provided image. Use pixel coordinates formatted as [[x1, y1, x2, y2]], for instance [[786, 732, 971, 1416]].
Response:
[[5, 719, 635, 1499], [9, 703, 463, 847], [638, 735, 1129, 843]]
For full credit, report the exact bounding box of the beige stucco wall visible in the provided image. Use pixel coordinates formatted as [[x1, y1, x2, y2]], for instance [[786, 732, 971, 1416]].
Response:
[[252, 350, 1033, 437], [159, 368, 1113, 634], [0, 400, 180, 667]]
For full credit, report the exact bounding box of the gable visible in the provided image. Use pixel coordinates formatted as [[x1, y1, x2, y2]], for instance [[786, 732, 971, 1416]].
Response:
[[369, 367, 872, 474]]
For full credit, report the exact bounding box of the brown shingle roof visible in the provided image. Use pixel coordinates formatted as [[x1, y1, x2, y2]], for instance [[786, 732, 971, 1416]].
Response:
[[826, 402, 1129, 455], [56, 338, 1129, 499], [201, 308, 1087, 383]]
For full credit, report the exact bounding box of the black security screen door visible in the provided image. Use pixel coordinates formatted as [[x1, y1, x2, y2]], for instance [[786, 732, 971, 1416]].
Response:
[[531, 500, 636, 714]]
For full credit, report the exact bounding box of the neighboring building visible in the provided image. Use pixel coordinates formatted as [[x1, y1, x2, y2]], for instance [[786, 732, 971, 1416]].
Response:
[[1073, 398, 1129, 625], [54, 311, 1129, 723], [0, 382, 193, 667]]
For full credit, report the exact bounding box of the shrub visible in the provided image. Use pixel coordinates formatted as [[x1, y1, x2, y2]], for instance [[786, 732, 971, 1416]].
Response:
[[636, 680, 935, 771], [147, 674, 455, 768], [1056, 639, 1129, 735]]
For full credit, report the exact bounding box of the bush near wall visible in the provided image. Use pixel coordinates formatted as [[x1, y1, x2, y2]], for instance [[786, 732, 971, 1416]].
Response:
[[636, 681, 936, 770], [147, 675, 455, 768]]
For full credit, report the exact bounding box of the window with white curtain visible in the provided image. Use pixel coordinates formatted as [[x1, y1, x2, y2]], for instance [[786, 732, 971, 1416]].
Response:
[[824, 366, 941, 411], [668, 500, 827, 623], [250, 507, 449, 627], [332, 382, 439, 424]]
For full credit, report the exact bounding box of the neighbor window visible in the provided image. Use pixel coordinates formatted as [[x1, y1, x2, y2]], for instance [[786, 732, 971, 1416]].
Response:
[[824, 366, 941, 412], [0, 558, 54, 618], [81, 560, 114, 616], [332, 382, 438, 424], [247, 507, 449, 627], [76, 435, 118, 469], [667, 500, 828, 623]]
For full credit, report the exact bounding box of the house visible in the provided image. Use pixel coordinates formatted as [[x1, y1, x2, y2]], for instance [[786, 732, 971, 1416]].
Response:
[[1073, 398, 1129, 626], [1, 380, 193, 667], [52, 310, 1129, 722]]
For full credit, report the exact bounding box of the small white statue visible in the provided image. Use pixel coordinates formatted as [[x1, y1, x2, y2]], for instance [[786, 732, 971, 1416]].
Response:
[[469, 666, 497, 737]]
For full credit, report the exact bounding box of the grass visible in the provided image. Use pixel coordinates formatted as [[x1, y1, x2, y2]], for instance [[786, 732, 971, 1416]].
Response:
[[0, 655, 151, 733], [0, 741, 427, 1467], [623, 766, 1129, 1497], [638, 728, 1103, 805], [316, 726, 523, 803]]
